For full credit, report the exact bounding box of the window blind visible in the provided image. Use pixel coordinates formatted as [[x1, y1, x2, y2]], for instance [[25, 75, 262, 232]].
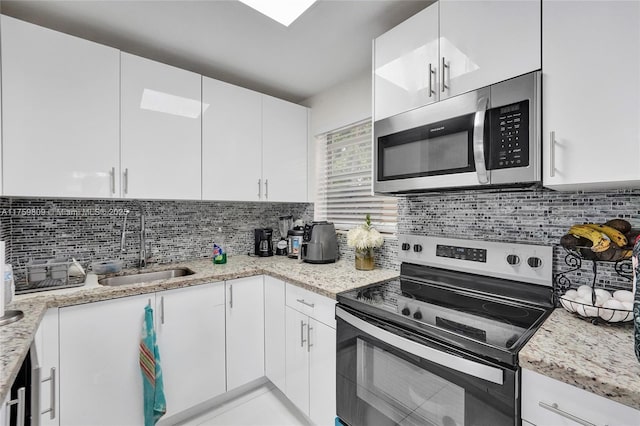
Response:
[[315, 120, 397, 233]]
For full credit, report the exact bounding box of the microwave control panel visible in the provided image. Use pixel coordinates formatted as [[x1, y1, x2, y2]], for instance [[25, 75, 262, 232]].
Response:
[[488, 100, 529, 169]]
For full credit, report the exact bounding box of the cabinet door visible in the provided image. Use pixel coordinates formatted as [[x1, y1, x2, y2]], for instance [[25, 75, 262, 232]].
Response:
[[121, 52, 202, 200], [262, 96, 308, 202], [521, 369, 640, 426], [1, 16, 120, 198], [284, 306, 310, 415], [308, 319, 336, 426], [202, 78, 263, 201], [156, 283, 226, 418], [373, 4, 439, 121], [59, 294, 151, 426], [439, 0, 540, 99], [225, 276, 265, 390], [542, 1, 640, 190], [34, 309, 59, 426], [264, 276, 286, 392]]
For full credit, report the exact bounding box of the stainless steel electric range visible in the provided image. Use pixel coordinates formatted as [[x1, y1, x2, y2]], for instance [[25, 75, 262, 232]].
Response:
[[335, 235, 554, 426]]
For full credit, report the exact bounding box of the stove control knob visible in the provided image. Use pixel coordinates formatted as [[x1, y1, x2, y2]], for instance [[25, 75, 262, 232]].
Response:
[[413, 310, 423, 320], [506, 254, 520, 265], [527, 256, 543, 269], [401, 243, 411, 251], [413, 244, 423, 253], [401, 307, 411, 316]]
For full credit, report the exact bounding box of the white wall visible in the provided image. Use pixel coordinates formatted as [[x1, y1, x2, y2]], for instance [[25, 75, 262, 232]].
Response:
[[301, 70, 372, 204]]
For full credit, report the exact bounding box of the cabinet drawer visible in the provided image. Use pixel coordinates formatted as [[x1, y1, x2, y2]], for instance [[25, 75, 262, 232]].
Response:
[[521, 369, 640, 426], [285, 283, 336, 328]]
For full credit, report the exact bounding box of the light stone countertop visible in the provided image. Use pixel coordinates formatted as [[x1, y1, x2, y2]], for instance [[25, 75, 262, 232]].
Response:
[[0, 255, 399, 403], [520, 308, 640, 411]]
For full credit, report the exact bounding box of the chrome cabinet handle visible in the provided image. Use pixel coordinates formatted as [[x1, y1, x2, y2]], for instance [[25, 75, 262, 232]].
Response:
[[110, 167, 116, 194], [300, 320, 307, 347], [41, 367, 56, 419], [160, 296, 165, 325], [296, 298, 315, 308], [429, 62, 436, 97], [229, 284, 233, 308], [307, 323, 313, 352], [538, 402, 596, 426], [473, 96, 490, 184], [441, 57, 449, 93], [549, 131, 556, 177], [257, 179, 262, 199], [7, 387, 26, 426], [123, 168, 129, 195], [264, 179, 269, 200]]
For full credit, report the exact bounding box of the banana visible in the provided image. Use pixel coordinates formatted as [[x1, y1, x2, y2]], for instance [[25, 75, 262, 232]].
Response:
[[568, 225, 611, 252], [584, 224, 628, 247]]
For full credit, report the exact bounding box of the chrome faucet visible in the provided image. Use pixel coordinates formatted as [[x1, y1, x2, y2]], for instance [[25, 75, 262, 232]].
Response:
[[120, 209, 131, 253], [139, 213, 147, 268]]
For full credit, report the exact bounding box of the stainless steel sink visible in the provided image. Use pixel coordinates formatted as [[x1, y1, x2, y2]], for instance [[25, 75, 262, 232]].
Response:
[[98, 268, 195, 286]]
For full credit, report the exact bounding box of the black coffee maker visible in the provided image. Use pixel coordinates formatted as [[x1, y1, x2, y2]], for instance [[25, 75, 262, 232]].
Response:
[[254, 228, 274, 257]]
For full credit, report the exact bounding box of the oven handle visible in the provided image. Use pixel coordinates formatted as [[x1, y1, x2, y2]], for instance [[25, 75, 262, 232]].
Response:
[[473, 96, 490, 184], [336, 307, 504, 385]]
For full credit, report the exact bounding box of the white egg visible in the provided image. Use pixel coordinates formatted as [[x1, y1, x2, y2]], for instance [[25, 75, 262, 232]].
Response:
[[564, 289, 578, 299], [613, 290, 634, 303], [560, 297, 576, 313], [573, 297, 589, 316], [600, 299, 626, 322], [594, 289, 612, 306], [621, 301, 634, 311], [577, 285, 593, 298]]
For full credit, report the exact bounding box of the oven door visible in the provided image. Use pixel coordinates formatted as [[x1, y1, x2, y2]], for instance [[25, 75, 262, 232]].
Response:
[[336, 306, 518, 426]]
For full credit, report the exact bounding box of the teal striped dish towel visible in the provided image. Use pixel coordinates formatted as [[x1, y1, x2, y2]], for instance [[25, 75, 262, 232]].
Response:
[[140, 304, 167, 426]]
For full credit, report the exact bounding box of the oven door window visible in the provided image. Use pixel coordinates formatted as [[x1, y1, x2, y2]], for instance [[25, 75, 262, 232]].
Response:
[[356, 338, 465, 426], [377, 113, 475, 181], [337, 313, 516, 426]]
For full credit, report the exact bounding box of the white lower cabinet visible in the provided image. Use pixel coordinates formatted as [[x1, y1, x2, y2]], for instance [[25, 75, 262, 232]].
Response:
[[521, 368, 640, 426], [264, 276, 286, 392], [225, 276, 265, 390], [155, 283, 226, 419], [34, 309, 60, 426], [59, 294, 150, 426], [284, 284, 337, 426]]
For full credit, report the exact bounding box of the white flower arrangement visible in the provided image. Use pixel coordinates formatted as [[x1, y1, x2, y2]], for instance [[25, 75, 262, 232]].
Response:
[[347, 214, 384, 251]]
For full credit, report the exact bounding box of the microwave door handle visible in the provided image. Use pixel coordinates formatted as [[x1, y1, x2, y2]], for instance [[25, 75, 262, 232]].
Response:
[[336, 307, 504, 385], [473, 97, 490, 184]]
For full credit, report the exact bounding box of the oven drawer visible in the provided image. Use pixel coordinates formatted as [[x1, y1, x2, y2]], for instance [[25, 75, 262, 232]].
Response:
[[521, 369, 640, 426], [285, 282, 336, 327]]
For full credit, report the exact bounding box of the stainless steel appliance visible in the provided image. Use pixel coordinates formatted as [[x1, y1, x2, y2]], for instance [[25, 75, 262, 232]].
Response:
[[301, 221, 338, 264], [374, 71, 541, 193], [287, 228, 304, 259], [254, 228, 273, 257], [336, 235, 554, 426], [5, 342, 42, 426], [276, 216, 293, 256]]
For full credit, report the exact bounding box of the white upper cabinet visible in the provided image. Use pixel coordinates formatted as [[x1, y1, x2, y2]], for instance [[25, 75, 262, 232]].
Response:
[[542, 0, 640, 190], [373, 4, 439, 121], [202, 77, 263, 201], [262, 96, 308, 202], [120, 52, 202, 200], [374, 1, 540, 119], [439, 0, 540, 100], [1, 16, 120, 198]]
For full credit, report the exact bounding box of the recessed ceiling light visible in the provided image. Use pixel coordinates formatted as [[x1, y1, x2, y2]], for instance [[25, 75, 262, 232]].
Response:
[[238, 0, 317, 27]]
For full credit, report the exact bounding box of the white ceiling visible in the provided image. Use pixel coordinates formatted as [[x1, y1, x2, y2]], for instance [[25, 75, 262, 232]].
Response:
[[1, 0, 431, 103]]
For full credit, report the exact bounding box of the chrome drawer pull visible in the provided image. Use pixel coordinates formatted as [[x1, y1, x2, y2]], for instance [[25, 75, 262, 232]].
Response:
[[538, 401, 596, 426], [300, 320, 307, 347], [6, 387, 26, 426], [41, 367, 56, 419], [296, 298, 315, 308]]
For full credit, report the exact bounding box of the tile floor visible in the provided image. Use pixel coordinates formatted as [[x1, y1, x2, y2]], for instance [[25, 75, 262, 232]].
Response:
[[178, 383, 310, 426]]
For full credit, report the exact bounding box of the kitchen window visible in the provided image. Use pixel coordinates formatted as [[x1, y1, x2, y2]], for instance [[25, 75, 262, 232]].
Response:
[[315, 119, 397, 233]]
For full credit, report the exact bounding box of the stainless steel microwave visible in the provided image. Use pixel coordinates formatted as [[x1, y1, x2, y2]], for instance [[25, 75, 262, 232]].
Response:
[[374, 71, 541, 193]]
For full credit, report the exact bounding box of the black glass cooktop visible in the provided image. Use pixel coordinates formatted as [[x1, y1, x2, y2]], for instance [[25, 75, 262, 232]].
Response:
[[337, 263, 554, 366]]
